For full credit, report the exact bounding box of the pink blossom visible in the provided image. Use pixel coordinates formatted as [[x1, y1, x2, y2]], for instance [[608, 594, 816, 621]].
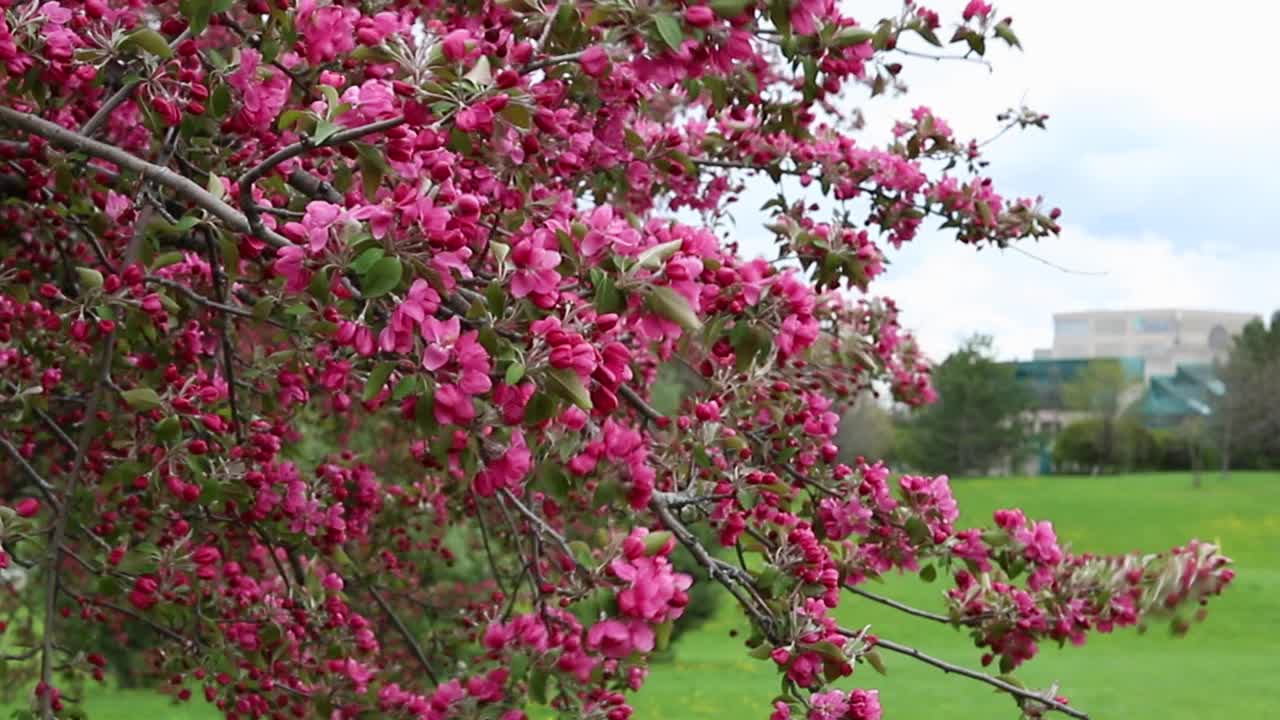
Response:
[[509, 238, 561, 299], [433, 383, 475, 426], [586, 619, 654, 658], [963, 0, 993, 21], [441, 29, 471, 62], [579, 46, 610, 77], [609, 553, 692, 624]]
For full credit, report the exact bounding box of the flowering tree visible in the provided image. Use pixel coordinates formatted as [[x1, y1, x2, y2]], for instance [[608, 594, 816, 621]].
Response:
[[0, 1, 1234, 720]]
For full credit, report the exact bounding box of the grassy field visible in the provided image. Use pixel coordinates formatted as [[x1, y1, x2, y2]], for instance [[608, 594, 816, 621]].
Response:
[[3, 472, 1276, 719], [636, 471, 1280, 719]]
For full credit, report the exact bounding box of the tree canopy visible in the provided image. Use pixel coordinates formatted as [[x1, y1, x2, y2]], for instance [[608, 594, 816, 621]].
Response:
[[0, 2, 1233, 720], [900, 334, 1030, 476], [1218, 311, 1280, 468]]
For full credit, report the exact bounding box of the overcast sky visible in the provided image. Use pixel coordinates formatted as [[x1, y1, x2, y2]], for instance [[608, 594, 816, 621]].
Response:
[[728, 1, 1280, 361]]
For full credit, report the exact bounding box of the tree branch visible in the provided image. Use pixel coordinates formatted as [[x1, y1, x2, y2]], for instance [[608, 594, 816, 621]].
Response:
[[237, 116, 407, 239], [0, 107, 287, 248], [844, 584, 959, 625], [854, 633, 1088, 719], [650, 495, 778, 644], [0, 435, 61, 506], [358, 573, 440, 686], [81, 29, 193, 138]]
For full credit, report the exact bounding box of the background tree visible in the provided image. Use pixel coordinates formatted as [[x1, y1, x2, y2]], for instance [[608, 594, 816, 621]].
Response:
[[1062, 359, 1139, 473], [1054, 418, 1156, 475], [900, 335, 1031, 476], [835, 391, 898, 467], [1216, 311, 1280, 472]]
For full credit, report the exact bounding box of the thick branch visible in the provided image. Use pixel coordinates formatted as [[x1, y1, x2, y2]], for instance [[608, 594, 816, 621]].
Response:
[[0, 107, 287, 248], [650, 495, 778, 643]]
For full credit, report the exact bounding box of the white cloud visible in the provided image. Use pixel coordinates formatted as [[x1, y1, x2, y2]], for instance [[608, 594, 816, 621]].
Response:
[[714, 2, 1280, 362], [873, 225, 1276, 362]]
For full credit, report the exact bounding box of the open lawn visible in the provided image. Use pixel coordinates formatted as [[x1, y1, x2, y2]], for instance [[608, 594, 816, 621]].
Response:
[[3, 472, 1276, 719], [636, 471, 1280, 719]]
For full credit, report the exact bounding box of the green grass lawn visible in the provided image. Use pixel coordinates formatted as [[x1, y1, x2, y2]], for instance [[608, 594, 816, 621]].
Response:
[[4, 472, 1276, 719], [636, 471, 1280, 719]]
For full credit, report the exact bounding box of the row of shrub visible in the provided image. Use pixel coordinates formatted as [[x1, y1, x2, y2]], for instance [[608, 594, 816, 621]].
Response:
[[1051, 418, 1220, 473]]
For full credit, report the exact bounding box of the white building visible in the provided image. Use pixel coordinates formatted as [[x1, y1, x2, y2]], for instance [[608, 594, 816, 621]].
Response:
[[1033, 309, 1258, 379]]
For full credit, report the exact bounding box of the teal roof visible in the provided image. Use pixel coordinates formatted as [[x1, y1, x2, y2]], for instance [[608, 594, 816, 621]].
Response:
[[1007, 357, 1146, 410], [1141, 364, 1222, 426], [1007, 357, 1222, 428]]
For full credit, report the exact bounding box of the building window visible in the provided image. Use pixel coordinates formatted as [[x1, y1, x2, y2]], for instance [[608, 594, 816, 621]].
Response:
[[1055, 318, 1090, 337], [1134, 316, 1174, 334]]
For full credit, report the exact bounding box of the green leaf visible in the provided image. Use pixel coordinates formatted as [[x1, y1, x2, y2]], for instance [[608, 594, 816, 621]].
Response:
[[505, 362, 526, 385], [501, 102, 531, 129], [206, 172, 225, 201], [709, 0, 754, 18], [209, 84, 231, 117], [529, 667, 549, 705], [993, 20, 1021, 49], [919, 564, 937, 583], [463, 55, 492, 86], [180, 0, 213, 35], [865, 649, 888, 675], [363, 362, 395, 402], [153, 415, 182, 445], [654, 13, 684, 51], [642, 530, 673, 555], [277, 109, 309, 131], [319, 85, 342, 119], [524, 392, 556, 425], [391, 376, 418, 402], [355, 144, 389, 200], [635, 238, 683, 270], [748, 643, 774, 660], [803, 641, 847, 663], [362, 257, 403, 297], [832, 27, 875, 47], [654, 620, 674, 652], [645, 286, 701, 333], [313, 117, 343, 144], [591, 270, 624, 314], [121, 29, 174, 59], [76, 267, 103, 290], [121, 387, 163, 411], [350, 247, 385, 275], [547, 368, 592, 410]]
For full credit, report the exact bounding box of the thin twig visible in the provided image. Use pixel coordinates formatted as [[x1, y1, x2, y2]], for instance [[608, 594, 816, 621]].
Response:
[[498, 489, 586, 575], [237, 116, 407, 239], [359, 573, 440, 686], [845, 584, 956, 625], [470, 489, 510, 598], [81, 29, 193, 137], [1007, 245, 1107, 277], [0, 435, 61, 507], [857, 633, 1088, 719]]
